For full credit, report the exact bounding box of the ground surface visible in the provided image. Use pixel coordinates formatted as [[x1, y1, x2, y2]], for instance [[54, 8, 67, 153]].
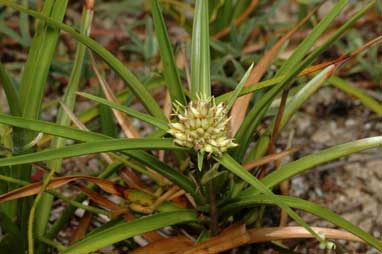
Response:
[[282, 87, 382, 253]]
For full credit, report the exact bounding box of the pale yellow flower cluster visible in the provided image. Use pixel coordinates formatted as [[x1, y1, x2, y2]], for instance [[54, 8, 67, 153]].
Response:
[[168, 97, 237, 156]]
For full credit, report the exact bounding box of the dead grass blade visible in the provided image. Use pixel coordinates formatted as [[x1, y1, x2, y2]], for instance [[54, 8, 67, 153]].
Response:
[[300, 35, 382, 76], [139, 225, 364, 254], [243, 147, 299, 170], [248, 226, 364, 244], [119, 168, 152, 192], [89, 52, 140, 138], [70, 212, 93, 244], [0, 175, 123, 203], [159, 90, 172, 161], [179, 224, 251, 254], [230, 8, 316, 134], [58, 99, 113, 163], [77, 186, 121, 210], [131, 236, 193, 254], [151, 185, 179, 210]]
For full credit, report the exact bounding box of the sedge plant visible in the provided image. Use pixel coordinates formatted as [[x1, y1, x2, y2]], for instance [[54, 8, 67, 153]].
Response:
[[0, 0, 381, 253]]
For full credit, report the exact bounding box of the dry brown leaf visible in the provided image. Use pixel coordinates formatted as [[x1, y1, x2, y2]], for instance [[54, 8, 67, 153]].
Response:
[[84, 0, 94, 10], [159, 91, 172, 161], [131, 236, 193, 254], [70, 211, 93, 244], [243, 147, 299, 170], [58, 100, 113, 163], [248, 226, 364, 244], [151, 185, 180, 210], [0, 175, 123, 203], [89, 53, 140, 138], [77, 186, 122, 211], [230, 8, 316, 134], [179, 224, 250, 254], [300, 35, 382, 76], [119, 168, 151, 192], [131, 224, 364, 254]]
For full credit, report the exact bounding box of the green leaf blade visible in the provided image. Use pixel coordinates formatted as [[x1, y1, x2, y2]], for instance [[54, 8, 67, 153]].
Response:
[[191, 0, 211, 98], [77, 92, 169, 131], [151, 0, 187, 106], [225, 195, 382, 251], [63, 211, 197, 254], [0, 0, 166, 120], [0, 138, 185, 167]]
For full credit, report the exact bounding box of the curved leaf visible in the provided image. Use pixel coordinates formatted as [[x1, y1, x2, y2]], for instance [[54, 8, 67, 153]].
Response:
[[0, 0, 165, 120], [191, 0, 211, 98], [77, 92, 169, 131], [0, 139, 185, 167], [0, 114, 202, 202], [151, 0, 187, 105], [223, 195, 382, 251], [234, 0, 369, 161], [240, 136, 382, 197], [0, 113, 107, 142], [63, 211, 197, 254], [216, 154, 324, 241]]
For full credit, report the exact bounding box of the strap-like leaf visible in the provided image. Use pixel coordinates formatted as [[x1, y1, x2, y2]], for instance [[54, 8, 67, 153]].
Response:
[[63, 211, 197, 254], [151, 0, 187, 105], [191, 0, 211, 98], [0, 0, 165, 120], [224, 195, 382, 251]]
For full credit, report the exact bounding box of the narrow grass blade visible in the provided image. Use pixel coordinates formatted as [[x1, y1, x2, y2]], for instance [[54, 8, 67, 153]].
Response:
[[191, 0, 211, 98], [225, 63, 254, 111], [0, 139, 185, 167], [278, 65, 336, 131], [0, 114, 202, 202], [329, 76, 381, 115], [36, 4, 94, 241], [89, 53, 140, 138], [126, 150, 202, 204], [19, 0, 31, 45], [98, 90, 118, 138], [19, 0, 69, 120], [10, 2, 69, 251], [234, 0, 367, 161], [240, 136, 382, 198], [216, 154, 325, 242], [0, 113, 107, 142], [151, 0, 186, 106], [277, 0, 348, 76], [0, 0, 166, 120], [0, 176, 123, 203], [77, 92, 169, 131], [45, 162, 123, 239], [229, 9, 314, 134], [63, 211, 197, 254], [0, 62, 21, 116], [224, 195, 382, 251]]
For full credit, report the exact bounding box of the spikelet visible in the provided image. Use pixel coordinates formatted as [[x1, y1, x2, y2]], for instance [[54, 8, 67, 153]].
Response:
[[168, 96, 237, 156]]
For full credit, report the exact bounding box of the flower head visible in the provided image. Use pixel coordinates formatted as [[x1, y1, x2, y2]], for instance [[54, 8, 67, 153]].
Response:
[[168, 97, 237, 156]]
